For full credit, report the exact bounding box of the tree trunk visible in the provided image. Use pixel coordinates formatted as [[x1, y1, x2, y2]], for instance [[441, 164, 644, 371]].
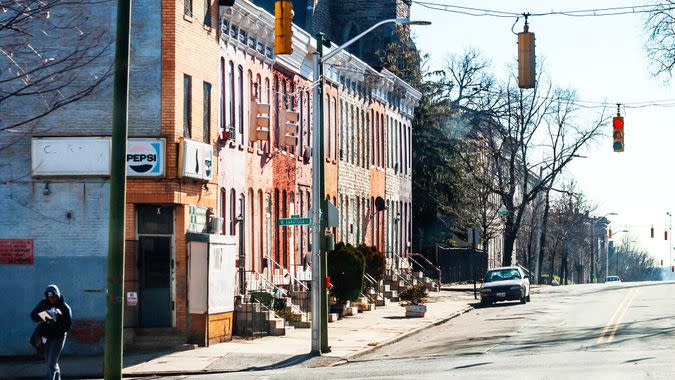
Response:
[[537, 191, 551, 283], [503, 233, 516, 266], [549, 247, 556, 284]]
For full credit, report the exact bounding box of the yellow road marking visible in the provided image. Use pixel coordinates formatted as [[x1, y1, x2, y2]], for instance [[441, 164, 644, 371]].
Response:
[[606, 289, 639, 343], [596, 288, 635, 344]]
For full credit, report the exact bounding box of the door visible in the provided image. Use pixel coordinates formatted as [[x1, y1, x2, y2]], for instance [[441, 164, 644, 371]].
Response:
[[139, 236, 172, 327]]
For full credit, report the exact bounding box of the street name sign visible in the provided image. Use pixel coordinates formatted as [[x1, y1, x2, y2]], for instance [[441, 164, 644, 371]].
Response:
[[278, 215, 310, 226]]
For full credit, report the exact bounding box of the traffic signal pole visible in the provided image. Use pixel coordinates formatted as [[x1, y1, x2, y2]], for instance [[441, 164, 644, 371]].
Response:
[[310, 33, 326, 354], [104, 1, 131, 378]]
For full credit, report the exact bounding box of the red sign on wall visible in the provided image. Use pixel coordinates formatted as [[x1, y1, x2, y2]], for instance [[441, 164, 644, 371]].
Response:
[[0, 239, 34, 265]]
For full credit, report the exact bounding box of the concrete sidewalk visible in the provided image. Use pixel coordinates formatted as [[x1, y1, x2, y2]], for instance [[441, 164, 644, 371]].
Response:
[[0, 290, 475, 379]]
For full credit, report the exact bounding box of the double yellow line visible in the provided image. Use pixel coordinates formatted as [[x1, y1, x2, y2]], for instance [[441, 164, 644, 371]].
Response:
[[597, 288, 639, 344]]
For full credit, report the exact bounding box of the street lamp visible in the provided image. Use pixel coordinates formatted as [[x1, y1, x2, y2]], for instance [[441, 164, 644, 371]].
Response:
[[310, 18, 431, 355], [590, 212, 617, 282]]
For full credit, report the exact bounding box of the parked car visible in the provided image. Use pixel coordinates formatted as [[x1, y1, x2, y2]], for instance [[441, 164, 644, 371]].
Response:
[[480, 266, 530, 306], [604, 275, 622, 283]]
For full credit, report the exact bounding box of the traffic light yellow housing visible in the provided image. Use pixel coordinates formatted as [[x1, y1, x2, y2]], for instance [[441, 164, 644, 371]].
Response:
[[275, 1, 293, 55]]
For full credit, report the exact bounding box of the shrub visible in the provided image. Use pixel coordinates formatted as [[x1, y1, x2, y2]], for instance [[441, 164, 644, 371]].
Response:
[[249, 291, 273, 308], [358, 244, 386, 282], [328, 242, 365, 304], [399, 284, 428, 306]]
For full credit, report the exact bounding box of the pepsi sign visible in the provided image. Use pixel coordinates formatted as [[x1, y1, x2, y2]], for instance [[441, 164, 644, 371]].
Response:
[[126, 139, 165, 177]]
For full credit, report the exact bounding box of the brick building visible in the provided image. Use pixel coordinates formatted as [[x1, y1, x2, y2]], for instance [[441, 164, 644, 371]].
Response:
[[0, 0, 420, 355]]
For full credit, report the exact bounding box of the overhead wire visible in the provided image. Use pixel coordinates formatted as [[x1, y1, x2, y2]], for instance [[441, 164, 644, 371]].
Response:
[[412, 1, 675, 18]]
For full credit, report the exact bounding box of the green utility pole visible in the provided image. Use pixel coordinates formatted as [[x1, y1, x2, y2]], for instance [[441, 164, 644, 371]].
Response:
[[316, 33, 330, 353], [104, 1, 132, 378]]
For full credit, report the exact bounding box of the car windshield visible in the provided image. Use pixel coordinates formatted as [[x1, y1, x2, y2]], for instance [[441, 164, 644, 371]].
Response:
[[485, 269, 521, 283]]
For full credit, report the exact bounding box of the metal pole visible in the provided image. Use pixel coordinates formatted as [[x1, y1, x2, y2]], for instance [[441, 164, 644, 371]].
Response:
[[589, 220, 594, 283], [104, 1, 131, 378], [310, 34, 323, 355], [317, 34, 330, 353]]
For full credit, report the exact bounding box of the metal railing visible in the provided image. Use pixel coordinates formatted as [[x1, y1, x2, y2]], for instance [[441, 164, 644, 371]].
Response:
[[410, 253, 442, 285], [267, 256, 310, 292]]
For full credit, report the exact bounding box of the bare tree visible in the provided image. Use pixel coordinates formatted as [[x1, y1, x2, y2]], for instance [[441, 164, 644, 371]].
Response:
[[0, 0, 112, 146], [463, 71, 606, 267], [645, 1, 675, 79]]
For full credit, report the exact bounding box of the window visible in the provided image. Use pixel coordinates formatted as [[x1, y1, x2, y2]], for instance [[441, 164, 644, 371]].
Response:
[[325, 94, 331, 159], [339, 100, 344, 161], [229, 61, 235, 137], [220, 59, 226, 132], [333, 97, 337, 160], [183, 74, 192, 138], [203, 82, 211, 144], [203, 0, 211, 26], [248, 70, 253, 147], [299, 91, 304, 156], [230, 189, 236, 235], [238, 65, 244, 144], [221, 189, 228, 235], [184, 0, 193, 18], [274, 77, 280, 148]]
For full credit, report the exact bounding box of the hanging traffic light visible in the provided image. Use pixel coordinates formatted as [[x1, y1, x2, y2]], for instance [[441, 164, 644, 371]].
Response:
[[661, 259, 664, 266], [651, 225, 654, 238], [665, 229, 668, 240], [517, 14, 535, 89], [608, 228, 613, 239], [274, 1, 293, 55], [613, 106, 624, 152]]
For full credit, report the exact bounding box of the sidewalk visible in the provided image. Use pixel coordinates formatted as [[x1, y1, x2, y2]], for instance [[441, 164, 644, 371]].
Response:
[[0, 290, 475, 379]]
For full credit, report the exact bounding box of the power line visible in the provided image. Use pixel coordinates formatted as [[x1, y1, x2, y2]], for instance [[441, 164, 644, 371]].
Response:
[[413, 1, 675, 18]]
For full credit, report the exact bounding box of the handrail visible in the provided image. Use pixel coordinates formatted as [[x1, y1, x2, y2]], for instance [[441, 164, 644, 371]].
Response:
[[267, 256, 310, 292], [410, 253, 442, 284], [253, 270, 306, 317]]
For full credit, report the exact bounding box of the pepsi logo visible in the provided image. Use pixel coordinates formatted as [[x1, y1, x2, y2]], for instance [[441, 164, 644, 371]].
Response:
[[127, 143, 158, 173]]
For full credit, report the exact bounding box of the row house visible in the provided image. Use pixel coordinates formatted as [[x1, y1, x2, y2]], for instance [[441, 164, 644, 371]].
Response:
[[0, 0, 420, 355]]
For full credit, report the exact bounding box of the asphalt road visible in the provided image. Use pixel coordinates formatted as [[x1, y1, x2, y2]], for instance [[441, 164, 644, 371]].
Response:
[[162, 281, 675, 380]]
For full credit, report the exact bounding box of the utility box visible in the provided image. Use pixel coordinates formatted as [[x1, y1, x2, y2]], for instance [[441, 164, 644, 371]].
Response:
[[187, 233, 237, 346]]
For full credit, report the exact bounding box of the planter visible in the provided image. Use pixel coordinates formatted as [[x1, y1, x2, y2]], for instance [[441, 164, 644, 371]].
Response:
[[405, 304, 427, 318], [330, 303, 346, 317]]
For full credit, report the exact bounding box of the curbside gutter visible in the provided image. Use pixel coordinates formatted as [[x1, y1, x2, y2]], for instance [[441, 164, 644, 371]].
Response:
[[329, 304, 475, 367]]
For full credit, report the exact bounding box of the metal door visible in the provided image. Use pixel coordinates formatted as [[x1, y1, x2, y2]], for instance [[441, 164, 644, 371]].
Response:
[[139, 236, 172, 327]]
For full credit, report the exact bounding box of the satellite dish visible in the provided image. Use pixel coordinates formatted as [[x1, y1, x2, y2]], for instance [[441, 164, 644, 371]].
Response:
[[375, 196, 387, 212]]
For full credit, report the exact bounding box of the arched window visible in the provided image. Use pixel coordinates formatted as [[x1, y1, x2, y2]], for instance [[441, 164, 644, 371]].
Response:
[[230, 189, 236, 235]]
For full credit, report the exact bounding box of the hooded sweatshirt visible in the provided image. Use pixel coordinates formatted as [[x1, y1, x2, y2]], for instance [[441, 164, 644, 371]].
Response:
[[30, 285, 72, 338]]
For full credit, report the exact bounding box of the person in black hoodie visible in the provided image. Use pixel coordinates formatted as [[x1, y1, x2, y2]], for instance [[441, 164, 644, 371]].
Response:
[[31, 284, 72, 380]]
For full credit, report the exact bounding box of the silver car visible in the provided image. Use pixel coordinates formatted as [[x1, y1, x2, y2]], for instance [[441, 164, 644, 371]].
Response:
[[480, 266, 531, 306]]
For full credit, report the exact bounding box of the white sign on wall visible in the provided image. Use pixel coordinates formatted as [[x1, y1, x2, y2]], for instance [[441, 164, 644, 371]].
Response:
[[127, 138, 165, 177], [31, 137, 111, 176], [179, 138, 213, 181]]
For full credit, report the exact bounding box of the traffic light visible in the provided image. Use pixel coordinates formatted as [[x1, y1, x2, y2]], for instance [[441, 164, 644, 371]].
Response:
[[279, 109, 299, 147], [613, 115, 624, 152], [517, 18, 535, 89], [249, 97, 270, 143], [219, 0, 235, 6], [608, 228, 612, 239], [651, 226, 654, 238], [274, 1, 293, 55], [661, 259, 664, 266], [665, 229, 668, 240]]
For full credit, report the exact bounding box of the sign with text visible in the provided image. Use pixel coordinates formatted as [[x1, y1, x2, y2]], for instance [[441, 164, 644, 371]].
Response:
[[188, 205, 209, 233], [178, 138, 213, 181], [31, 137, 111, 176], [0, 239, 34, 265], [127, 138, 165, 177], [126, 292, 138, 306], [278, 215, 310, 226]]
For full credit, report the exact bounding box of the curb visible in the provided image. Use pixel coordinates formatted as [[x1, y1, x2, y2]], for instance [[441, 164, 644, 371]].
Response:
[[329, 304, 475, 367]]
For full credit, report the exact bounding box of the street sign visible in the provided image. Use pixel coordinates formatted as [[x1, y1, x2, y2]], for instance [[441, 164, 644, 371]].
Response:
[[467, 227, 481, 245], [278, 215, 310, 226]]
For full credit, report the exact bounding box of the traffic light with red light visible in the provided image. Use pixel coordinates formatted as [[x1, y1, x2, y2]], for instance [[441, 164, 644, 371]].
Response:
[[665, 230, 668, 240], [613, 115, 624, 152]]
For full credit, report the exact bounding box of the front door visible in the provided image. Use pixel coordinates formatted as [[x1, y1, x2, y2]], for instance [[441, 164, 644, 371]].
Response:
[[139, 236, 172, 327]]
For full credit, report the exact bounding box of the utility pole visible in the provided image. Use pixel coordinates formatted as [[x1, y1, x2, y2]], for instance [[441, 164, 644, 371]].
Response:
[[104, 1, 131, 378], [310, 33, 326, 354]]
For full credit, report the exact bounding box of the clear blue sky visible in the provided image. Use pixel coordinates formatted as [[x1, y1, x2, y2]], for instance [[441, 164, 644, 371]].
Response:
[[411, 0, 675, 264]]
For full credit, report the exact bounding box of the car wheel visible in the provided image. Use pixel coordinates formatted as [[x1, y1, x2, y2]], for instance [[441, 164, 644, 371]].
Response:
[[520, 294, 527, 304], [526, 294, 531, 302]]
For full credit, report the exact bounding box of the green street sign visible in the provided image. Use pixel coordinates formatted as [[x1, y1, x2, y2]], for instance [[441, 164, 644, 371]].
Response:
[[278, 216, 310, 226]]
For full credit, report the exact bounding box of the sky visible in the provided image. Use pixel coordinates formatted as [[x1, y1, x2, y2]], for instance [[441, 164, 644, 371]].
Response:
[[410, 0, 675, 265]]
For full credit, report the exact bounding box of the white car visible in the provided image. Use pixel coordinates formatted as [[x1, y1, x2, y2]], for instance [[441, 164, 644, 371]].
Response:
[[480, 266, 531, 306], [604, 275, 622, 283]]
